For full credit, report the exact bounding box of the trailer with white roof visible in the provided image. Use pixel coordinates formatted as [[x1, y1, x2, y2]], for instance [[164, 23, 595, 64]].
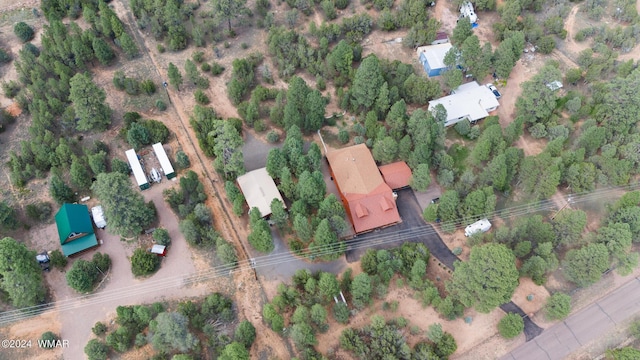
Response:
[[464, 218, 491, 237], [152, 143, 176, 179], [125, 149, 150, 190]]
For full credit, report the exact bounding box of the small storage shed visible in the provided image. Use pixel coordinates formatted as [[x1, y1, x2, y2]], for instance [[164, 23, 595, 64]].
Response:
[[150, 244, 167, 256], [152, 143, 176, 179], [546, 81, 563, 91], [431, 32, 450, 45]]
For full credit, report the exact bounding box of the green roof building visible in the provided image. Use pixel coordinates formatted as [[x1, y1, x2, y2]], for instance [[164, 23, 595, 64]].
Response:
[[55, 203, 98, 256]]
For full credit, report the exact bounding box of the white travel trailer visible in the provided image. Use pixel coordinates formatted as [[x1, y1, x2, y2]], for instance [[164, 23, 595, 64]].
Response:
[[464, 218, 492, 237], [459, 1, 478, 25], [91, 205, 107, 229]]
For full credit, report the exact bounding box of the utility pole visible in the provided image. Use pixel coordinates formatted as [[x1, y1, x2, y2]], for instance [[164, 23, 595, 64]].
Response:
[[551, 196, 572, 220]]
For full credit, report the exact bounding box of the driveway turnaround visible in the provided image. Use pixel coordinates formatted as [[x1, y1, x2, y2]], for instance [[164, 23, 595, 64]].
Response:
[[501, 277, 640, 360]]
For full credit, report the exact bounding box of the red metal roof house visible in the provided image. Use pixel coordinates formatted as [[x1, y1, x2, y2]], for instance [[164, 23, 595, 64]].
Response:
[[326, 144, 401, 234]]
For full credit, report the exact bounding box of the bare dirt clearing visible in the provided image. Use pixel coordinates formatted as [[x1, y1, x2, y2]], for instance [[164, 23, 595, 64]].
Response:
[[0, 311, 62, 360], [315, 280, 505, 359], [562, 5, 590, 57]]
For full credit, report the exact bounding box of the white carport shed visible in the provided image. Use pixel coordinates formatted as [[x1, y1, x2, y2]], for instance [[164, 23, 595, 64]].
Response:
[[152, 143, 176, 179], [236, 167, 286, 217], [125, 149, 149, 190]]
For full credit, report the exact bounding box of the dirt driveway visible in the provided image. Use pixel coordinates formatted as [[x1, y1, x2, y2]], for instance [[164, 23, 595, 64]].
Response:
[[48, 179, 215, 358]]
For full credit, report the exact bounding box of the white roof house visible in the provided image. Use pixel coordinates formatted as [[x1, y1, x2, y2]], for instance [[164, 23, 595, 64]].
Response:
[[451, 81, 481, 94], [428, 81, 499, 127], [152, 143, 176, 179], [416, 43, 453, 77], [236, 167, 286, 217], [125, 149, 149, 190]]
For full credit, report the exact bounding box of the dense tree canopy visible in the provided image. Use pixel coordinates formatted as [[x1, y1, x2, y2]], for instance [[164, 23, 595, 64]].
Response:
[[69, 73, 112, 131], [447, 244, 519, 312], [0, 201, 19, 230], [351, 55, 384, 111], [212, 0, 248, 31], [498, 313, 524, 339], [563, 243, 610, 287], [14, 22, 35, 43], [151, 312, 199, 353], [544, 292, 571, 320], [0, 237, 46, 308], [131, 248, 160, 276], [92, 172, 155, 237]]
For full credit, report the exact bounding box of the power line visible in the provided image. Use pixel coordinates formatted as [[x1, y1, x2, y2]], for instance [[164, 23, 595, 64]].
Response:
[[1, 182, 638, 325]]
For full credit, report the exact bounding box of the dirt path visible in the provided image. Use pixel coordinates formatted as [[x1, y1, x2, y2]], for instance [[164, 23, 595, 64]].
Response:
[[111, 1, 293, 358], [563, 5, 589, 57], [434, 0, 458, 34], [550, 48, 579, 69]]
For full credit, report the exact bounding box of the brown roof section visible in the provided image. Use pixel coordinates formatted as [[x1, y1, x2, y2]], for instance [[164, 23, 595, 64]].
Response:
[[379, 161, 412, 190], [326, 144, 401, 234], [435, 32, 449, 41], [326, 144, 385, 195]]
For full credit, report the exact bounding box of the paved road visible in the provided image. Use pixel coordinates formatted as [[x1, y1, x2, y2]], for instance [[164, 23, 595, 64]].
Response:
[[501, 277, 640, 360], [242, 131, 280, 171], [252, 226, 348, 284]]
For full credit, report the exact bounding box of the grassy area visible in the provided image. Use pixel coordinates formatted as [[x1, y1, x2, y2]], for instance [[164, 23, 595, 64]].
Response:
[[319, 128, 342, 148], [448, 143, 470, 174], [123, 92, 170, 114], [0, 8, 38, 28]]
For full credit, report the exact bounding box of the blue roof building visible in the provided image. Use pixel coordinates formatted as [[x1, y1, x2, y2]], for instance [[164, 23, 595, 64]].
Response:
[[416, 43, 453, 77]]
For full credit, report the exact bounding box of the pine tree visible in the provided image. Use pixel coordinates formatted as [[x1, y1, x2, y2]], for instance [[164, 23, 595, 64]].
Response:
[[69, 73, 112, 131], [168, 62, 183, 90]]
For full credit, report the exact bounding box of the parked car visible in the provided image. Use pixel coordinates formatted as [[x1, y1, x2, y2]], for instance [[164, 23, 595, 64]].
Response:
[[150, 168, 161, 183], [485, 83, 501, 99]]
